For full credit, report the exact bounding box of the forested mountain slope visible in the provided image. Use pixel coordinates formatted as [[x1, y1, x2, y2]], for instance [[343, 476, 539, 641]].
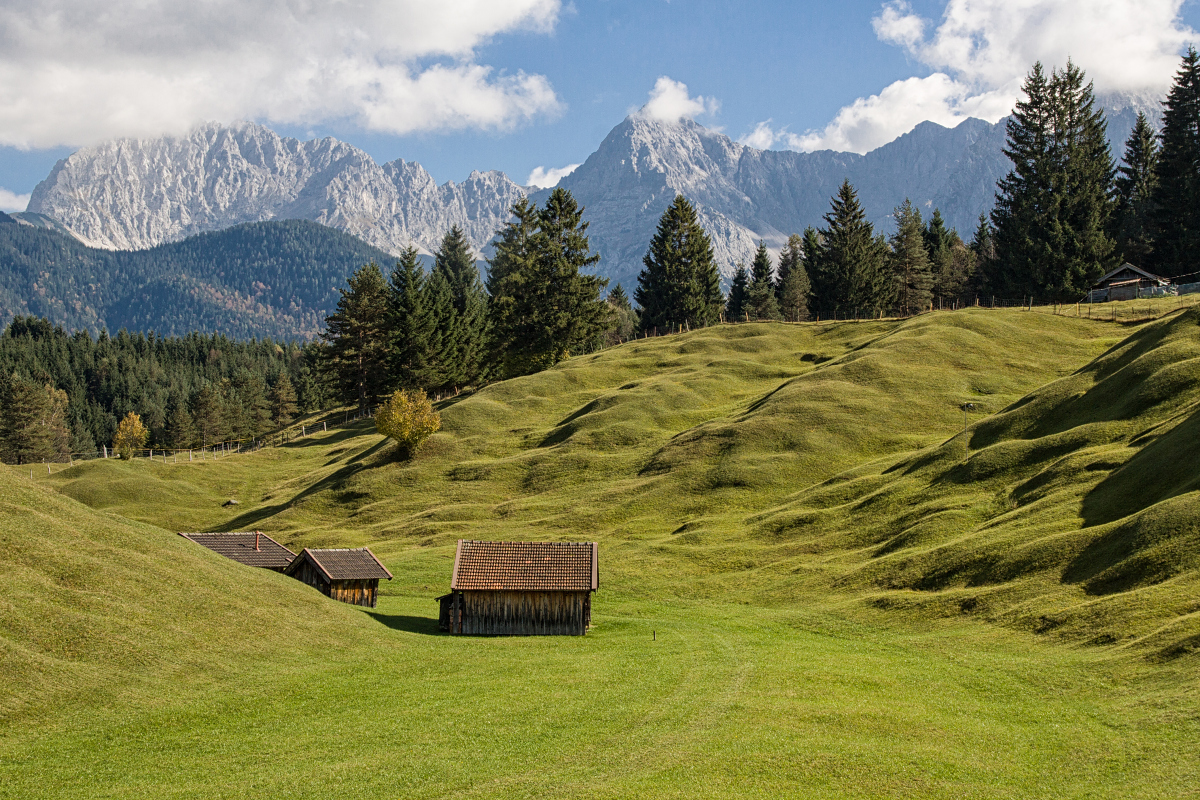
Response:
[[0, 215, 394, 339]]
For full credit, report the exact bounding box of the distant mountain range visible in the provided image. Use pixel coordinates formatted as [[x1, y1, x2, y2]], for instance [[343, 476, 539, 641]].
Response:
[[0, 213, 394, 339], [27, 114, 1023, 288], [12, 98, 1156, 337]]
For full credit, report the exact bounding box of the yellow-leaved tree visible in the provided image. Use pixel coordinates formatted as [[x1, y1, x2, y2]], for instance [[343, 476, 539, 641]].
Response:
[[113, 411, 149, 460], [375, 390, 441, 459]]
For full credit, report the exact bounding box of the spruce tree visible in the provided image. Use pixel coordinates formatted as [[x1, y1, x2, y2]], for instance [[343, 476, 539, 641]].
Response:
[[192, 383, 224, 446], [775, 234, 811, 322], [0, 374, 68, 464], [1150, 47, 1200, 277], [635, 195, 724, 330], [801, 227, 823, 319], [486, 198, 540, 370], [269, 372, 298, 427], [924, 208, 955, 301], [726, 264, 750, 321], [889, 199, 934, 315], [992, 61, 1116, 299], [422, 266, 457, 393], [745, 242, 781, 320], [606, 284, 639, 343], [165, 395, 197, 448], [388, 246, 438, 390], [321, 261, 391, 407], [433, 227, 488, 388], [970, 214, 998, 294], [1113, 112, 1159, 267], [811, 180, 892, 318]]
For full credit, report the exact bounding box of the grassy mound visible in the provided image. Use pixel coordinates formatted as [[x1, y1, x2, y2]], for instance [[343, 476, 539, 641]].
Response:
[[0, 467, 376, 720], [756, 307, 1200, 656]]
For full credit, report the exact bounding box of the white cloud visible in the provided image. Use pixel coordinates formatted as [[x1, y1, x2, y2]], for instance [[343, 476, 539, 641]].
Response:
[[526, 163, 580, 188], [637, 77, 719, 123], [800, 0, 1197, 154], [738, 120, 807, 151], [0, 0, 564, 149], [0, 188, 29, 212]]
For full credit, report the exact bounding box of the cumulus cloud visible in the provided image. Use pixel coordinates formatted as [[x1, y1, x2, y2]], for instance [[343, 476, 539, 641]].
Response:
[[0, 0, 564, 149], [637, 77, 719, 123], [738, 120, 807, 151], [526, 163, 580, 188], [0, 188, 29, 212], [800, 0, 1197, 154]]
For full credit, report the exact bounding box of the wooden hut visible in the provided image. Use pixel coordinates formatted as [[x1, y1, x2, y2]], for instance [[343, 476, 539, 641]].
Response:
[[1090, 263, 1170, 302], [438, 540, 598, 636], [179, 531, 296, 572], [284, 548, 392, 608]]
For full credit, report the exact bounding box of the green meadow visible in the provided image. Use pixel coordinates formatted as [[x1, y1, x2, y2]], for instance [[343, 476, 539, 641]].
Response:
[[3, 301, 1199, 798]]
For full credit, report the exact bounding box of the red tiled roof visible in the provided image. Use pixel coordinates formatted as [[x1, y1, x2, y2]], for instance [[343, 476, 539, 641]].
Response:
[[451, 540, 598, 591], [285, 548, 393, 582], [179, 532, 295, 569]]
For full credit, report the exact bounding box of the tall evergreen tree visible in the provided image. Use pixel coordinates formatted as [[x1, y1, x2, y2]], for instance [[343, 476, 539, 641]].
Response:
[[970, 213, 998, 294], [775, 234, 811, 322], [889, 199, 934, 315], [0, 373, 69, 464], [321, 261, 391, 408], [486, 198, 540, 370], [387, 246, 439, 390], [1150, 47, 1200, 277], [268, 372, 298, 427], [725, 264, 750, 321], [1113, 112, 1160, 267], [924, 208, 955, 301], [193, 382, 224, 446], [432, 227, 488, 388], [810, 180, 892, 318], [992, 61, 1116, 299], [496, 189, 610, 376], [165, 394, 197, 448], [605, 284, 639, 343], [745, 242, 781, 320], [635, 195, 724, 330], [800, 227, 823, 319]]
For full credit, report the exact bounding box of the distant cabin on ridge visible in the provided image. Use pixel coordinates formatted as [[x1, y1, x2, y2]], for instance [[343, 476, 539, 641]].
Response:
[[438, 540, 598, 636], [179, 531, 296, 572], [1089, 263, 1170, 302], [284, 548, 393, 608]]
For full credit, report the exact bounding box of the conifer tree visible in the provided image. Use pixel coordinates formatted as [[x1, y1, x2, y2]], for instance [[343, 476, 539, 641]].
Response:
[[774, 234, 811, 322], [193, 383, 225, 445], [992, 61, 1116, 299], [635, 195, 724, 330], [432, 227, 488, 388], [725, 264, 750, 321], [165, 395, 197, 448], [800, 227, 823, 319], [605, 284, 639, 343], [422, 266, 457, 392], [810, 181, 892, 318], [269, 372, 298, 427], [889, 199, 934, 315], [745, 242, 781, 320], [486, 198, 540, 369], [1113, 112, 1159, 267], [322, 261, 391, 407], [1150, 47, 1200, 277], [924, 208, 955, 301], [0, 374, 69, 464], [970, 213, 998, 293], [388, 246, 439, 391]]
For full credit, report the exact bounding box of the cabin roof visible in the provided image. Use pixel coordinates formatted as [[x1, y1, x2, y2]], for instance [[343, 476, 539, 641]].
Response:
[[285, 547, 393, 582], [451, 540, 598, 592], [179, 531, 296, 569], [1094, 262, 1169, 287]]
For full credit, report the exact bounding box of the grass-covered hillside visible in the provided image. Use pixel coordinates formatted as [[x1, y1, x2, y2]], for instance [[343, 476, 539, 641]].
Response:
[[4, 306, 1199, 798]]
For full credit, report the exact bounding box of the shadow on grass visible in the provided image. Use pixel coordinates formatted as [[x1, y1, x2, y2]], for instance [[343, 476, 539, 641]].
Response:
[[367, 613, 443, 636], [217, 438, 391, 531]]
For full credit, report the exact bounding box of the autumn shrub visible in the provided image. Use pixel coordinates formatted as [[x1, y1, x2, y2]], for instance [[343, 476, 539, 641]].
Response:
[[375, 390, 441, 459], [113, 412, 149, 460]]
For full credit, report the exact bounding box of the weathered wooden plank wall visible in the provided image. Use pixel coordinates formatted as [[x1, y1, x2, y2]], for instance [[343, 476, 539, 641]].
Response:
[[329, 579, 378, 608], [457, 590, 590, 636]]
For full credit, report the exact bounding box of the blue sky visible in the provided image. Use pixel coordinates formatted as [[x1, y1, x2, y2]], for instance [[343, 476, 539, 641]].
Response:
[[2, 0, 1199, 208]]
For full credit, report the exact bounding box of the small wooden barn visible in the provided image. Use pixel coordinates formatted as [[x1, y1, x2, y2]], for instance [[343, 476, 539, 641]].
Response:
[[438, 540, 598, 636], [1090, 263, 1170, 301], [284, 548, 392, 607], [179, 531, 296, 572]]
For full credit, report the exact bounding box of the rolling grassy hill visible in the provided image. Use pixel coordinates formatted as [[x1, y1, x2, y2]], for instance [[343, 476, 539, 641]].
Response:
[[3, 305, 1199, 798]]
